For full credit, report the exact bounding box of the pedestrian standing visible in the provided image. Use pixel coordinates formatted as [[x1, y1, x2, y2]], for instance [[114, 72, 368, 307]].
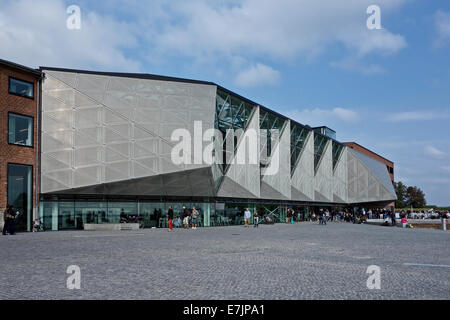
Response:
[[167, 205, 174, 232], [244, 208, 251, 227], [191, 207, 199, 230], [391, 211, 396, 227], [6, 205, 16, 235], [253, 210, 259, 228]]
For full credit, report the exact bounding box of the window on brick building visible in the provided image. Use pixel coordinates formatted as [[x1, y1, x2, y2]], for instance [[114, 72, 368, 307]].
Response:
[[8, 113, 33, 147], [9, 77, 34, 99], [8, 163, 33, 232]]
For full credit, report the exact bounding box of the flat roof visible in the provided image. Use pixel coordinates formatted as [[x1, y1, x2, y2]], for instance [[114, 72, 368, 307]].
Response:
[[0, 58, 42, 78]]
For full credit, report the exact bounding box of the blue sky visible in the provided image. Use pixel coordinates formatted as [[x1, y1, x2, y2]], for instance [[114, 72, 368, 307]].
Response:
[[1, 0, 449, 205]]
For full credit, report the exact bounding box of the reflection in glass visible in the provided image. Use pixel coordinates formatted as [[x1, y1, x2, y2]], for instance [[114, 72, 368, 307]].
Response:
[[332, 141, 344, 170], [314, 133, 329, 173], [9, 77, 34, 98], [290, 123, 310, 174], [7, 164, 32, 232], [9, 113, 33, 146]]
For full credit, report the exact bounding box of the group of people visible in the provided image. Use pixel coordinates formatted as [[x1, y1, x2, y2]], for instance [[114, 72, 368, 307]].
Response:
[[167, 205, 200, 231], [2, 204, 18, 235]]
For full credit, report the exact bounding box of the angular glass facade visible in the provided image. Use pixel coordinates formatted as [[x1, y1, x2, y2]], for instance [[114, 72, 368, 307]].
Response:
[[215, 89, 256, 175], [259, 109, 286, 159], [332, 141, 344, 170], [314, 133, 329, 173], [290, 123, 310, 174], [35, 68, 398, 232]]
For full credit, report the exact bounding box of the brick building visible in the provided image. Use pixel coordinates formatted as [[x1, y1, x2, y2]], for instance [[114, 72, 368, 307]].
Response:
[[0, 59, 42, 232]]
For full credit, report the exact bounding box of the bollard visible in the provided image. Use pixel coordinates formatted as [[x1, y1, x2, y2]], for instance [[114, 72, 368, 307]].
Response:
[[442, 218, 447, 231]]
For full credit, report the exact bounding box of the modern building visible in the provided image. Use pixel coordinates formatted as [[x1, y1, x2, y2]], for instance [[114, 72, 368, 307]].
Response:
[[36, 66, 397, 231], [0, 59, 43, 232]]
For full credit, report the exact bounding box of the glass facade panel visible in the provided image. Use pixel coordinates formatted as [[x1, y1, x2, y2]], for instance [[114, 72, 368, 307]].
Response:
[[313, 126, 336, 140], [215, 89, 256, 177], [9, 77, 34, 99], [37, 199, 329, 231], [139, 202, 164, 228], [332, 141, 344, 170], [8, 113, 33, 146], [314, 134, 329, 172], [290, 123, 310, 173], [107, 202, 137, 224], [7, 164, 32, 232], [42, 201, 58, 231], [74, 202, 107, 227], [259, 109, 285, 159], [59, 202, 76, 230]]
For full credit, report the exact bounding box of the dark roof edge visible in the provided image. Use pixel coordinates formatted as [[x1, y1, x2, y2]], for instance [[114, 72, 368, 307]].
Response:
[[0, 58, 42, 78], [39, 66, 216, 86], [343, 141, 394, 164]]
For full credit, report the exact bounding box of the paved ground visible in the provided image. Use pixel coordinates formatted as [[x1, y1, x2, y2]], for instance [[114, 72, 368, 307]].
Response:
[[1, 222, 449, 300]]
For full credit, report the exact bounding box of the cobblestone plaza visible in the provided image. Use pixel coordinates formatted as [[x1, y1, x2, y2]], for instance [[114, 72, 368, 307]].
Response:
[[1, 222, 449, 300]]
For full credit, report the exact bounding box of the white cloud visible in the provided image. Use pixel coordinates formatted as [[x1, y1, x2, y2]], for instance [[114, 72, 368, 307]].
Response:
[[287, 107, 359, 127], [424, 146, 446, 159], [434, 10, 450, 46], [330, 58, 387, 75], [0, 0, 408, 79], [153, 0, 407, 61], [235, 63, 280, 87], [0, 0, 140, 71], [388, 111, 450, 122]]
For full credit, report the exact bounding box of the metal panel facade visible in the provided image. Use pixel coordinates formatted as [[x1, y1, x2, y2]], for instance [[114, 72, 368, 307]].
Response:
[[40, 69, 396, 205]]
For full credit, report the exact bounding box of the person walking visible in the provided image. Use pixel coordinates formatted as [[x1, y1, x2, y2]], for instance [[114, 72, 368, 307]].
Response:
[[253, 210, 259, 228], [244, 208, 251, 227], [182, 206, 190, 229], [191, 207, 199, 230], [167, 205, 174, 232], [390, 211, 396, 227]]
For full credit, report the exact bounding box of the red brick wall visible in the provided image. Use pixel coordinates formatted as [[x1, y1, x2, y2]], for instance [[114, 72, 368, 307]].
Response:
[[0, 63, 39, 225]]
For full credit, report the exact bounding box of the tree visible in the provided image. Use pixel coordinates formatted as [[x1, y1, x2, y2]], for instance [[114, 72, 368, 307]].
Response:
[[393, 181, 407, 208], [405, 186, 426, 208], [393, 181, 427, 208]]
